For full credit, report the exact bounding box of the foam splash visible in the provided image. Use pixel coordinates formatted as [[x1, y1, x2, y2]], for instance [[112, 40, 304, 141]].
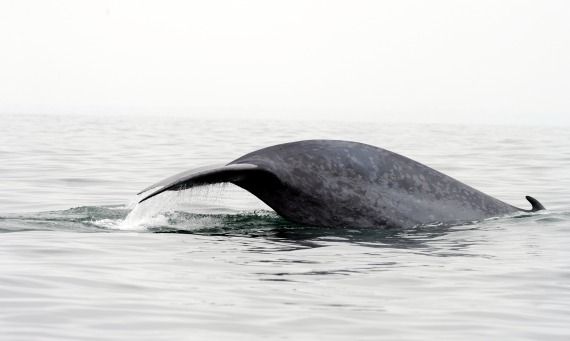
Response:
[[118, 184, 233, 231], [90, 218, 127, 230]]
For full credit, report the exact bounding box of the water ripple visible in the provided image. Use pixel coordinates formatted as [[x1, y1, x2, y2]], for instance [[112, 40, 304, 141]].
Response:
[[1, 115, 570, 340]]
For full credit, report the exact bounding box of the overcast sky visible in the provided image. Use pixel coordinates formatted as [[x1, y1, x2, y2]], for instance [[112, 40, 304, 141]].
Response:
[[0, 1, 568, 125]]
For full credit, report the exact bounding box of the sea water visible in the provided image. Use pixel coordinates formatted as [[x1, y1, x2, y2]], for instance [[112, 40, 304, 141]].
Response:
[[1, 113, 569, 340]]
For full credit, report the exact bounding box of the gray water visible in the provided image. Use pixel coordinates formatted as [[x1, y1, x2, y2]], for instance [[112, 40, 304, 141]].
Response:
[[1, 113, 569, 340]]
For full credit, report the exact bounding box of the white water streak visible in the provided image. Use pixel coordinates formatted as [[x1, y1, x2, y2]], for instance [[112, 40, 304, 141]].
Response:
[[120, 184, 232, 230]]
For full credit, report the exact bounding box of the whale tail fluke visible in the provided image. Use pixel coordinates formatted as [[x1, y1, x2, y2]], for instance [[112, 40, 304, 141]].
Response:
[[137, 163, 260, 204], [525, 195, 545, 212]]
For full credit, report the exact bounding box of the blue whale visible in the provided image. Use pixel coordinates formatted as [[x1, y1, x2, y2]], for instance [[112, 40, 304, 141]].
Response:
[[138, 140, 544, 228]]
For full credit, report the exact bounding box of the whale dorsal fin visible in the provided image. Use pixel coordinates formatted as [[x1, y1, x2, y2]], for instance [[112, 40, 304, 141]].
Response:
[[137, 163, 259, 203], [525, 195, 545, 212]]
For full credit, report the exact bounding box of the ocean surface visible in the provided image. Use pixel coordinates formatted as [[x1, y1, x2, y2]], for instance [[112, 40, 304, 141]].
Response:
[[1, 113, 569, 340]]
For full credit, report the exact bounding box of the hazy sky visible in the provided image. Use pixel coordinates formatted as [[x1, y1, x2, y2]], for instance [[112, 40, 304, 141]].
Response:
[[1, 1, 569, 125]]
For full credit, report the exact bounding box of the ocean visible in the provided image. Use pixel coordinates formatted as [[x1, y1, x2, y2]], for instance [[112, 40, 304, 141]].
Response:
[[1, 113, 569, 340]]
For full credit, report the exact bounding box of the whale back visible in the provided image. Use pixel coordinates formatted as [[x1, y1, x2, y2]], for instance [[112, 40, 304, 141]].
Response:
[[229, 140, 520, 227], [138, 139, 541, 228]]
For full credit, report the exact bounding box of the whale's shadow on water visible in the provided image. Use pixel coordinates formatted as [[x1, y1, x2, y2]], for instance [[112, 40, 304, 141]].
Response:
[[0, 205, 560, 257], [151, 209, 566, 257], [150, 210, 490, 255]]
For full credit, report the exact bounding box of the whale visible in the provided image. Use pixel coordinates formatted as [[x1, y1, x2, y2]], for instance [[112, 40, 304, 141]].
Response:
[[137, 140, 544, 228]]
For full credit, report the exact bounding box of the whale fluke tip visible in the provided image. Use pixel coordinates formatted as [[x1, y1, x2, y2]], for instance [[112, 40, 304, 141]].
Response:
[[137, 163, 260, 204]]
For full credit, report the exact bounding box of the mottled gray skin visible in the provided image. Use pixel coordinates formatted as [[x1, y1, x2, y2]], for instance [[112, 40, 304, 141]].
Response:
[[139, 140, 543, 228]]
